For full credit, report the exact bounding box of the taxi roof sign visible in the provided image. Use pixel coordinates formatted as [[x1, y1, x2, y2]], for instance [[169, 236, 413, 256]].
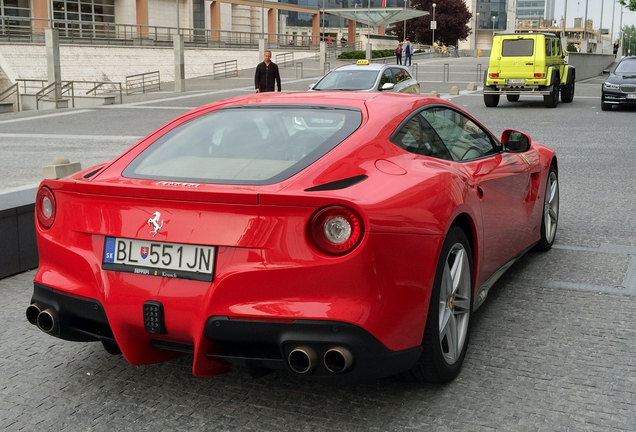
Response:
[[356, 59, 370, 66]]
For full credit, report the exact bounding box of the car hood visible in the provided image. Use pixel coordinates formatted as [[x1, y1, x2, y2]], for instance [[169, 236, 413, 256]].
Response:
[[606, 73, 636, 84]]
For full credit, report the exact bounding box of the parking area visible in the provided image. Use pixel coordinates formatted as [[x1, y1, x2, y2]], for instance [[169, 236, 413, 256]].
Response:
[[1, 57, 636, 431]]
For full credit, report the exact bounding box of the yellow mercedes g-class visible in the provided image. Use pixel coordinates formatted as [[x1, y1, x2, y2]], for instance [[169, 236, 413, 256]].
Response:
[[483, 33, 575, 108]]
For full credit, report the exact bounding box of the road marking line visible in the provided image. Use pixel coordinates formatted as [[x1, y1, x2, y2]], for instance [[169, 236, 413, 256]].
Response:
[[0, 109, 94, 124], [0, 133, 143, 140]]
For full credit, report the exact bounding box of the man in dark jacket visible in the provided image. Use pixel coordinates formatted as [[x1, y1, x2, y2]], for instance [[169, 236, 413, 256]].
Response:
[[254, 50, 281, 93]]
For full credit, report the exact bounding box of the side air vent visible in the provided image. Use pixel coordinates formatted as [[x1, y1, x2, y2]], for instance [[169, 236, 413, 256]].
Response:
[[83, 168, 103, 179], [305, 175, 368, 192]]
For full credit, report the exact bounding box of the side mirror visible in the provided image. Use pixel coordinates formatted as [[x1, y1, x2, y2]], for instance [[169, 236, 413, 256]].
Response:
[[602, 69, 610, 74], [309, 83, 316, 90], [501, 129, 531, 153], [380, 82, 395, 91]]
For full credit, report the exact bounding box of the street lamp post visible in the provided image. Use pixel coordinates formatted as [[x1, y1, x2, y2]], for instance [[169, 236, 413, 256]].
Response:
[[475, 12, 479, 55], [599, 0, 605, 53], [404, 0, 407, 41], [492, 15, 496, 33], [432, 3, 436, 47]]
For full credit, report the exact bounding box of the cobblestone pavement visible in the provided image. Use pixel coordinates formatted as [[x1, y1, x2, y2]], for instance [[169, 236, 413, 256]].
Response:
[[2, 57, 636, 431]]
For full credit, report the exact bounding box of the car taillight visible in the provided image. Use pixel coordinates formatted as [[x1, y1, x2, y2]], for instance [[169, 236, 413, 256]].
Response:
[[534, 73, 545, 78], [308, 206, 364, 255], [489, 73, 499, 78], [36, 186, 56, 228]]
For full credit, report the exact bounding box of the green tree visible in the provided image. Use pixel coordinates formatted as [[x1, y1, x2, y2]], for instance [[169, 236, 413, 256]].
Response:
[[622, 24, 636, 55], [619, 0, 636, 11], [394, 0, 472, 45]]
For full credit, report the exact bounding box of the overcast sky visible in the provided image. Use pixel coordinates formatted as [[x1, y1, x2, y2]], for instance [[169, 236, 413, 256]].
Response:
[[553, 0, 636, 40]]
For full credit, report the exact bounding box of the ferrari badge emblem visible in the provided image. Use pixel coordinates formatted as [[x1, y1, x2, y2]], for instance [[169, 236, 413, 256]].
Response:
[[147, 211, 164, 237]]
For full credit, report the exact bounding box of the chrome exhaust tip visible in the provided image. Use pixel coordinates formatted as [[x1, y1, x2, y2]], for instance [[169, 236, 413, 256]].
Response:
[[288, 346, 318, 374], [26, 303, 44, 325], [37, 308, 59, 335], [324, 347, 353, 373]]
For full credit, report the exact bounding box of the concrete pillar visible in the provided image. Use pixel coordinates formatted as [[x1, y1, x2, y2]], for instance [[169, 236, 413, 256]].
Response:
[[210, 1, 221, 41], [268, 8, 276, 43], [366, 43, 372, 60], [319, 41, 326, 71], [45, 28, 62, 99], [259, 38, 265, 63], [312, 14, 319, 45], [348, 19, 355, 47], [174, 34, 185, 92], [136, 0, 149, 38]]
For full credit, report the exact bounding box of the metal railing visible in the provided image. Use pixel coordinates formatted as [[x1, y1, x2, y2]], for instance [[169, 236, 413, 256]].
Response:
[[213, 60, 238, 79], [82, 80, 123, 103], [0, 82, 20, 112], [275, 52, 294, 67], [126, 71, 160, 95], [34, 81, 73, 110], [17, 78, 123, 106], [0, 16, 324, 51]]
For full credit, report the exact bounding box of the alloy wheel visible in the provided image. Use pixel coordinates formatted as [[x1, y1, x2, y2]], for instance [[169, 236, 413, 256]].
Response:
[[543, 171, 559, 243], [438, 243, 471, 365]]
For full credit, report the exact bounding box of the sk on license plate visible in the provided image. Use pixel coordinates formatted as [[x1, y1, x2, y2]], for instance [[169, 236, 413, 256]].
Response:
[[102, 237, 215, 281]]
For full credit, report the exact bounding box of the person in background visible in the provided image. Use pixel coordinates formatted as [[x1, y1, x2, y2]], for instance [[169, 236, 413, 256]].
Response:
[[254, 50, 281, 93], [614, 40, 619, 58], [403, 40, 412, 66], [395, 43, 402, 65]]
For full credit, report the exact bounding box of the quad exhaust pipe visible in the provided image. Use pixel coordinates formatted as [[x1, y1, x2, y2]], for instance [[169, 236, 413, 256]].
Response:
[[287, 345, 354, 374], [26, 303, 60, 335], [324, 347, 353, 374], [288, 346, 318, 374]]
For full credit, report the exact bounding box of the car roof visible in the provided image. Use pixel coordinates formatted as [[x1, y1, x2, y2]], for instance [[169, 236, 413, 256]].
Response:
[[333, 63, 393, 72]]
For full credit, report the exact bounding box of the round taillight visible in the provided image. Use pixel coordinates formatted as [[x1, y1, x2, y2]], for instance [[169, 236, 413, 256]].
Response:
[[36, 186, 56, 228], [309, 206, 364, 255]]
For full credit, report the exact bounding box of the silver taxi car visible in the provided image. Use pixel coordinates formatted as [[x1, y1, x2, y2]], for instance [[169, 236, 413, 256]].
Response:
[[310, 60, 420, 94]]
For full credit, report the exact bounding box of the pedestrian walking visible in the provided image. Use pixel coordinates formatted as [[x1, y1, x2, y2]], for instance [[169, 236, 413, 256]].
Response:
[[395, 43, 402, 65], [403, 41, 412, 66], [254, 50, 281, 93]]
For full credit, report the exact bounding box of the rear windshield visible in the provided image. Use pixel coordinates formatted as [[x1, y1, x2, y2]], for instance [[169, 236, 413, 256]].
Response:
[[501, 39, 534, 57], [314, 70, 379, 90], [123, 106, 362, 185]]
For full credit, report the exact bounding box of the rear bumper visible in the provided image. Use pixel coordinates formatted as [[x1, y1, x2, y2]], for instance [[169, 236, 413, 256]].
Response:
[[28, 282, 423, 380], [29, 283, 116, 343], [203, 316, 422, 379], [484, 84, 554, 96]]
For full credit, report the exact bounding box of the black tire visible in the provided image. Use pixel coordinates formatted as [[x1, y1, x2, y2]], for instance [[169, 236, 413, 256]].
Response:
[[534, 166, 559, 251], [408, 226, 473, 383], [561, 76, 575, 103], [101, 339, 122, 355], [601, 100, 612, 111], [484, 93, 500, 107], [506, 95, 520, 102], [543, 72, 560, 108]]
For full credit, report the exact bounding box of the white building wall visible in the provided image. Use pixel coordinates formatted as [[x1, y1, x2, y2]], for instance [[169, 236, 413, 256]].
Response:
[[221, 4, 232, 32], [148, 0, 193, 28], [114, 0, 137, 25], [0, 43, 316, 84]]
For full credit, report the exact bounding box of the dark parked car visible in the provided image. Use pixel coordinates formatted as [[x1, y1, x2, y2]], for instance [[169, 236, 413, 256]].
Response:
[[601, 56, 636, 111]]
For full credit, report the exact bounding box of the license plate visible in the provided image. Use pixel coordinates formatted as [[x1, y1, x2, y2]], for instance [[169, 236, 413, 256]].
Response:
[[627, 94, 636, 99], [102, 237, 215, 281], [507, 79, 525, 84]]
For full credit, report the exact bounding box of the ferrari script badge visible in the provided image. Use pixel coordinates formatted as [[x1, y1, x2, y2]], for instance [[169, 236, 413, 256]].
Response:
[[148, 211, 164, 237]]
